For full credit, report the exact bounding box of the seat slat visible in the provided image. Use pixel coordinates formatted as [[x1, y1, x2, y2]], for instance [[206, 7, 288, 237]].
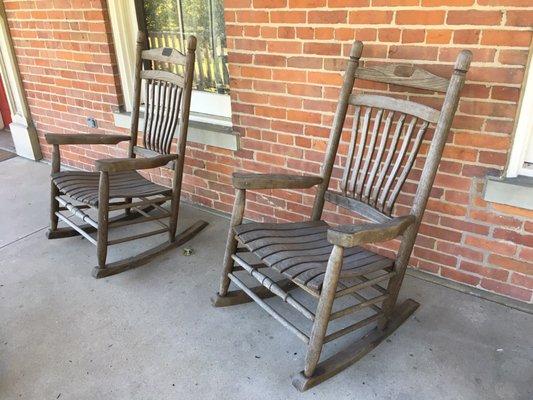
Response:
[[264, 243, 337, 265], [234, 220, 326, 236], [307, 257, 394, 291], [288, 251, 379, 285], [237, 225, 328, 244], [253, 238, 331, 258], [245, 232, 329, 252], [273, 246, 365, 272]]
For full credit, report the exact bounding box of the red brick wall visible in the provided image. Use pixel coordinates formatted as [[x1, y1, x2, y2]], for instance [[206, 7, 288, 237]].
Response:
[[4, 0, 533, 303]]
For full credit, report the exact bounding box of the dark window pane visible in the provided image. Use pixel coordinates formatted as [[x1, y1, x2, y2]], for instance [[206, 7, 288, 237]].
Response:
[[144, 0, 229, 94]]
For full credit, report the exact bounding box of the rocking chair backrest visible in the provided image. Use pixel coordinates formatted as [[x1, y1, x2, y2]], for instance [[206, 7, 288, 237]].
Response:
[[312, 41, 472, 226], [128, 31, 196, 157]]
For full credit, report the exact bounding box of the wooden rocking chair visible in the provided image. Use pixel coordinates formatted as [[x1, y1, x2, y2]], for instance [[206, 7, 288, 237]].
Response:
[[213, 41, 471, 390], [45, 32, 208, 278]]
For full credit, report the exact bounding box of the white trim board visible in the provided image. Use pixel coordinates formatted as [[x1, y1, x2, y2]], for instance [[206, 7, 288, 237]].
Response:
[[0, 2, 41, 160]]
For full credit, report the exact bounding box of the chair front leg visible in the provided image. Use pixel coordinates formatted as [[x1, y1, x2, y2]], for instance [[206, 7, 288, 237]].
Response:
[[304, 244, 344, 378], [218, 188, 246, 297], [48, 144, 60, 234], [96, 171, 110, 269]]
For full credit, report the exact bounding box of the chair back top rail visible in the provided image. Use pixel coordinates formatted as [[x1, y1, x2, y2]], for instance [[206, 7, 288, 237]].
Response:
[[349, 94, 440, 124], [142, 47, 187, 66], [355, 64, 450, 93]]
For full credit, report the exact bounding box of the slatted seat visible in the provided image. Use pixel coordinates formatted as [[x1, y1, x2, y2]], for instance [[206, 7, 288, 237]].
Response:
[[234, 221, 393, 293], [52, 170, 172, 206]]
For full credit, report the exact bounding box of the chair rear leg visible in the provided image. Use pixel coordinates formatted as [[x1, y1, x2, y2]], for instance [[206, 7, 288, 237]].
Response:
[[304, 245, 344, 377], [96, 172, 110, 271], [47, 183, 60, 236]]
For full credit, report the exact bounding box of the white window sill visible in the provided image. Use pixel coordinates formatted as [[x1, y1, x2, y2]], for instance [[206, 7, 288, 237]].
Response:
[[484, 175, 533, 210], [113, 110, 239, 151]]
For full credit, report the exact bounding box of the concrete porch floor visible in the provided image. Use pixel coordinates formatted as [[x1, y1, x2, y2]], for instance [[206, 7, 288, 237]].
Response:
[[1, 157, 532, 400]]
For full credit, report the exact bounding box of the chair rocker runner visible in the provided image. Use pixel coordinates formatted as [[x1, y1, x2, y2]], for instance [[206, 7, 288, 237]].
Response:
[[45, 32, 208, 278], [213, 41, 471, 390]]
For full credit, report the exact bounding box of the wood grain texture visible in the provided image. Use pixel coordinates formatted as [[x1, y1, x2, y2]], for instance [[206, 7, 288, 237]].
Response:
[[142, 47, 187, 65], [327, 215, 415, 248], [232, 173, 323, 190], [45, 133, 130, 145], [95, 154, 177, 172], [355, 64, 450, 92]]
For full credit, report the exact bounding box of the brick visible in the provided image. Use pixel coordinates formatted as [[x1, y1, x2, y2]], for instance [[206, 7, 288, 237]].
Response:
[[426, 29, 452, 44], [289, 0, 326, 7], [401, 29, 425, 44], [453, 29, 481, 44], [447, 10, 503, 25], [460, 260, 509, 282], [481, 30, 532, 47], [304, 42, 342, 56], [511, 273, 533, 289], [480, 279, 532, 302], [395, 10, 445, 25], [506, 10, 533, 27], [309, 11, 347, 24], [348, 10, 393, 24], [436, 241, 484, 262], [253, 0, 286, 7], [499, 49, 530, 66], [441, 267, 481, 286], [388, 45, 439, 61], [465, 235, 517, 257]]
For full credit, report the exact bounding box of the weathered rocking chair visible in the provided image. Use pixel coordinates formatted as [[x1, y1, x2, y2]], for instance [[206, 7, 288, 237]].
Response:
[[213, 41, 471, 390], [45, 33, 207, 278]]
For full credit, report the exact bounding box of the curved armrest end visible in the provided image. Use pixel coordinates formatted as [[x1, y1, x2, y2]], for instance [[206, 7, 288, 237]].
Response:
[[232, 173, 323, 190], [328, 215, 416, 248]]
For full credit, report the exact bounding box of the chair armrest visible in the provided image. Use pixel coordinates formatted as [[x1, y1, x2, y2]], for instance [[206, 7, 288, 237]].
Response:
[[45, 133, 131, 145], [95, 154, 178, 173], [232, 173, 323, 190], [327, 215, 416, 248]]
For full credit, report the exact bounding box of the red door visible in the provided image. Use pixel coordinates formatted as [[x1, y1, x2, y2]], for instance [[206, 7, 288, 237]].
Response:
[[0, 75, 12, 127]]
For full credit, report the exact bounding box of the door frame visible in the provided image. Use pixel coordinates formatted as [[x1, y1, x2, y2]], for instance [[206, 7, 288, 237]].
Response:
[[0, 2, 41, 160]]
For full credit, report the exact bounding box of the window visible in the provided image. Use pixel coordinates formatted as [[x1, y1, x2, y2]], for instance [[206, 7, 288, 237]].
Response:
[[108, 0, 236, 150], [144, 0, 229, 94]]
